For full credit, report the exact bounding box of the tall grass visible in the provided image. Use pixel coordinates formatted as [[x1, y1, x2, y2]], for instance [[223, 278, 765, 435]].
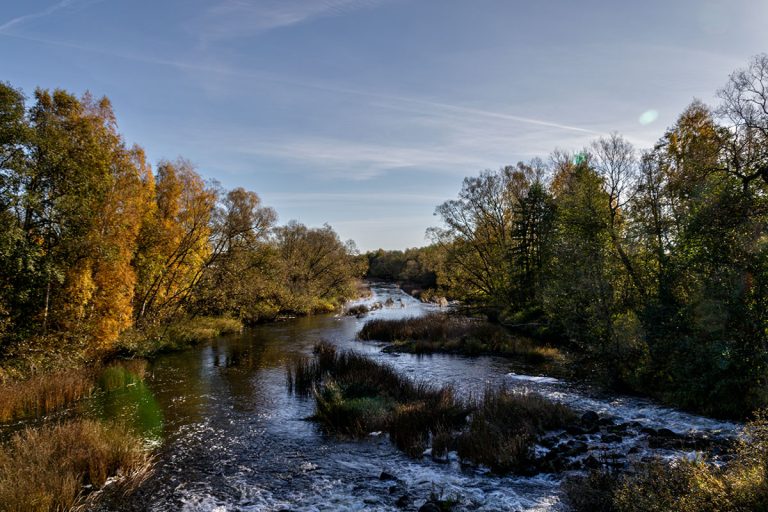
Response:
[[0, 420, 151, 512], [0, 371, 94, 422], [0, 359, 150, 423], [97, 359, 148, 392], [358, 313, 559, 362], [288, 343, 574, 471]]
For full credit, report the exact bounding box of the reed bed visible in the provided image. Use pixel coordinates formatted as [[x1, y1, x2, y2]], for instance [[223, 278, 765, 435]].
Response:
[[288, 343, 574, 471], [0, 419, 151, 512], [358, 313, 559, 362], [0, 371, 94, 423]]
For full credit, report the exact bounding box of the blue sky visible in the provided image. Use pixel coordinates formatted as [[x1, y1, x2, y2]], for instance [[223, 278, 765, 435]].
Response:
[[1, 0, 766, 250]]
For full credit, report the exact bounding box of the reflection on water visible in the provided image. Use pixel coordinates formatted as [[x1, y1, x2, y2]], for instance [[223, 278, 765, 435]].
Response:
[[91, 284, 739, 512]]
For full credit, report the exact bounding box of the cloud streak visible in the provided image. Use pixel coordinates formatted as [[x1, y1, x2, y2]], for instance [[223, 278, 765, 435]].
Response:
[[0, 0, 100, 34], [0, 30, 601, 141], [195, 0, 390, 42]]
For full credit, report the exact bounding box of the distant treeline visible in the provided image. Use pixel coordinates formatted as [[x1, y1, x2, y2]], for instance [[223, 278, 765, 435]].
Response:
[[365, 247, 437, 289], [425, 55, 768, 418], [0, 84, 365, 356]]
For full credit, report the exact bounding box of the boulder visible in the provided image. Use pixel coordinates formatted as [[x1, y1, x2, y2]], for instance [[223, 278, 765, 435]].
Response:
[[581, 411, 600, 429], [583, 455, 601, 469], [395, 494, 411, 508], [601, 433, 623, 444], [418, 503, 441, 512], [379, 471, 397, 481]]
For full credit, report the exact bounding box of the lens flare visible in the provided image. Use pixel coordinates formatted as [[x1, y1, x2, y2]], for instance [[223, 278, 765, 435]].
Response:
[[638, 110, 659, 125]]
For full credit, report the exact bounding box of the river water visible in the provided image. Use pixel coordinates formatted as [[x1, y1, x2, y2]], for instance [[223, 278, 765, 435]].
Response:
[[97, 283, 740, 512]]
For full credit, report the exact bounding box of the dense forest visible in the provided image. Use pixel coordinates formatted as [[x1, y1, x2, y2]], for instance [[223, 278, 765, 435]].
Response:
[[0, 84, 365, 371], [417, 55, 768, 419]]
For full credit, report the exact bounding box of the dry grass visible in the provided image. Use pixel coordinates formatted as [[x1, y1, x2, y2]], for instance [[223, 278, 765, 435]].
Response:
[[359, 313, 560, 362], [0, 371, 94, 423], [0, 419, 151, 512], [0, 359, 150, 423]]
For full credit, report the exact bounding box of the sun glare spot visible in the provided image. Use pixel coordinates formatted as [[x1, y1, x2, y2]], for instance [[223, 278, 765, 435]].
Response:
[[638, 110, 659, 125]]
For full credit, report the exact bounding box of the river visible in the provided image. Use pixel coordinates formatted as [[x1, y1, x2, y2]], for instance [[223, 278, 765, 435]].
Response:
[[95, 283, 740, 511]]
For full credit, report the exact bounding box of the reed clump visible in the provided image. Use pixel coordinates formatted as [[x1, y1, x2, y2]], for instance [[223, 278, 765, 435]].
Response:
[[0, 419, 151, 512], [457, 387, 576, 472], [97, 359, 148, 392], [288, 343, 574, 472], [359, 313, 559, 363]]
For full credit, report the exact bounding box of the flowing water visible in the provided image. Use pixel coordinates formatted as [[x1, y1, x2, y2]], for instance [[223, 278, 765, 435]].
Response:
[[92, 284, 740, 511]]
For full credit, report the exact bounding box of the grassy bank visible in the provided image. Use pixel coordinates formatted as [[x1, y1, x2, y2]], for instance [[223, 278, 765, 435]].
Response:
[[0, 419, 151, 512], [0, 316, 240, 425], [288, 343, 574, 471], [563, 411, 768, 512], [358, 313, 560, 363], [113, 316, 243, 358]]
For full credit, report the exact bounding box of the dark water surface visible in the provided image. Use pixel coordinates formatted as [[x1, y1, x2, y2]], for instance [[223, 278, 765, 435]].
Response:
[[94, 284, 738, 511]]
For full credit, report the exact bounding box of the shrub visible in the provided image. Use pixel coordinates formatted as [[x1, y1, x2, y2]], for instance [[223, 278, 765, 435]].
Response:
[[564, 410, 768, 512], [115, 316, 242, 357]]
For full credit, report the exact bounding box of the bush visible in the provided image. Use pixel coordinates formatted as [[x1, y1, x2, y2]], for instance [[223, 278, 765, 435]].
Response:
[[564, 410, 768, 512], [115, 316, 242, 357]]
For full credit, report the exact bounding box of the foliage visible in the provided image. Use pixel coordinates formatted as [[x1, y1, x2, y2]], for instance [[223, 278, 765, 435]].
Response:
[[365, 246, 438, 289], [0, 83, 364, 366], [429, 55, 768, 417]]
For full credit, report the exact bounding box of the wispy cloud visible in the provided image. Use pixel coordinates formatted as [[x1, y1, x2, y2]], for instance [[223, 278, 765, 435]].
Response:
[[238, 137, 498, 180], [0, 30, 602, 142], [265, 192, 446, 205], [0, 0, 100, 34], [193, 0, 390, 42]]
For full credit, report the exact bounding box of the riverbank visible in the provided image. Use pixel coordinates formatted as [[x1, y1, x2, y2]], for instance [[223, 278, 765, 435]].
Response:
[[0, 315, 241, 511]]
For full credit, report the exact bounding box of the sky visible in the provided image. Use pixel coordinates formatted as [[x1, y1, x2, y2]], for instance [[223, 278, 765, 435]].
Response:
[[1, 0, 766, 250]]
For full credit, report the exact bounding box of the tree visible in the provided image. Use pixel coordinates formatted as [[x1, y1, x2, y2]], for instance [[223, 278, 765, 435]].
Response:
[[273, 222, 364, 314], [717, 53, 768, 193], [430, 168, 518, 314], [133, 159, 216, 322]]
